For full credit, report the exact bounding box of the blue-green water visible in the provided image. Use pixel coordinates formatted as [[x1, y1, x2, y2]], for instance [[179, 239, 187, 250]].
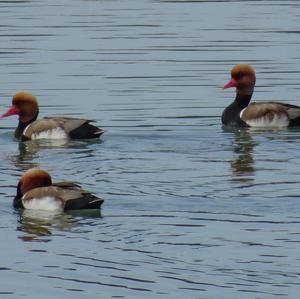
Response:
[[1, 0, 300, 298]]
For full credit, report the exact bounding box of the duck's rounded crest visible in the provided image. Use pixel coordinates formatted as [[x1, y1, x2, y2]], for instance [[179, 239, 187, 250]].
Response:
[[231, 64, 256, 79], [12, 91, 38, 106]]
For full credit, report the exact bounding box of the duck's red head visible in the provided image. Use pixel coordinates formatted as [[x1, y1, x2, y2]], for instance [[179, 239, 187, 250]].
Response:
[[223, 64, 256, 95], [2, 91, 39, 123], [18, 168, 52, 197]]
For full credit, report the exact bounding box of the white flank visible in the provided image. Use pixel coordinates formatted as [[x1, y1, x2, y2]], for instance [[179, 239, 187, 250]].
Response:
[[22, 196, 64, 212], [240, 110, 289, 128], [31, 127, 68, 140]]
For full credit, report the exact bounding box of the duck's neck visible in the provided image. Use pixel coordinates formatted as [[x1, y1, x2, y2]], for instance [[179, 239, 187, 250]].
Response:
[[234, 92, 253, 109], [13, 182, 24, 208], [15, 111, 39, 139], [222, 92, 253, 126]]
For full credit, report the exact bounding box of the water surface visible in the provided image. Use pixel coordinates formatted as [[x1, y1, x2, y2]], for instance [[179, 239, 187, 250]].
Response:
[[1, 0, 300, 298]]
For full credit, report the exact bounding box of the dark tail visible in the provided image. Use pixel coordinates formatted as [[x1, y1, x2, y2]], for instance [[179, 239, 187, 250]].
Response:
[[64, 194, 104, 210], [69, 122, 104, 139]]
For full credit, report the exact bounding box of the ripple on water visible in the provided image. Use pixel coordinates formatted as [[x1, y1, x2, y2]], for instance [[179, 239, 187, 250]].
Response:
[[1, 0, 300, 298]]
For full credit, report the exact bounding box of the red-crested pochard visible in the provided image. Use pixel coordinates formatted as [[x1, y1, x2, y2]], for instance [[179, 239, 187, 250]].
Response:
[[14, 168, 103, 211], [222, 64, 300, 127], [2, 91, 104, 140]]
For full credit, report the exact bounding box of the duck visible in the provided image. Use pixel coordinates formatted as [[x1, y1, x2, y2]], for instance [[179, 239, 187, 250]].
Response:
[[2, 91, 104, 140], [14, 168, 104, 211], [222, 64, 300, 128]]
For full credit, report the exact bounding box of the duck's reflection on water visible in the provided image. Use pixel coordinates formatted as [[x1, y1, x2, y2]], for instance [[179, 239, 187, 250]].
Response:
[[20, 139, 70, 154], [223, 127, 256, 180], [17, 209, 102, 242], [8, 140, 72, 173], [230, 129, 256, 178], [9, 138, 102, 172], [18, 138, 91, 160]]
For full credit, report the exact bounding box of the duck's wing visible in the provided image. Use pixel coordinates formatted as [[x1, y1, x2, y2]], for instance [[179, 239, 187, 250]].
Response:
[[23, 117, 103, 139], [52, 181, 81, 189], [53, 182, 104, 210], [46, 117, 104, 139], [240, 102, 300, 127], [22, 183, 103, 211]]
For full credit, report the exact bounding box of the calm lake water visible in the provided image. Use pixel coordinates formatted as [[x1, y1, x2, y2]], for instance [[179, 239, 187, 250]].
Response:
[[1, 0, 300, 298]]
